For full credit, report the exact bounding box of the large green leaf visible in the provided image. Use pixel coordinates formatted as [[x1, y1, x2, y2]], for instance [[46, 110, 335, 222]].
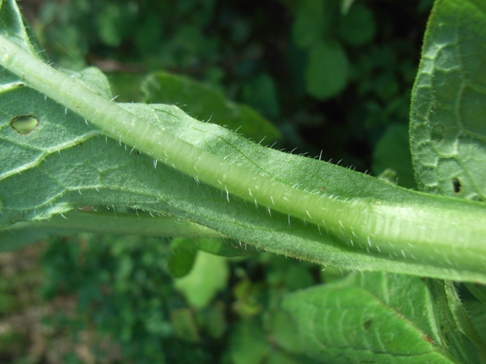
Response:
[[282, 272, 481, 363], [0, 0, 486, 283], [2, 82, 486, 281], [409, 2, 486, 354], [410, 0, 486, 200]]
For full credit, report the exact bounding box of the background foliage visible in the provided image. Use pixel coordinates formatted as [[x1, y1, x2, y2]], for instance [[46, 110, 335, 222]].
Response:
[[1, 0, 460, 362]]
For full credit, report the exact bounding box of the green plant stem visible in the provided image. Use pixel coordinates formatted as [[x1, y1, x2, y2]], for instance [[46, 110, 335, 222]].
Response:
[[1, 35, 486, 279]]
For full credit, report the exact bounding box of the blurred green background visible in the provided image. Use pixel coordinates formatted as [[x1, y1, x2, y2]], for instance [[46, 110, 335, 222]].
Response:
[[2, 0, 434, 362]]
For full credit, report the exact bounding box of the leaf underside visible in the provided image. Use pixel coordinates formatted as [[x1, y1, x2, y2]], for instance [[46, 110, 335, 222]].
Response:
[[0, 0, 485, 363], [0, 0, 486, 283], [282, 272, 478, 364], [410, 0, 486, 200]]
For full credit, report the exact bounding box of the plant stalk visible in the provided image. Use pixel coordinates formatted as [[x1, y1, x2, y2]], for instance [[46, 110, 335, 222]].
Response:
[[1, 35, 486, 281]]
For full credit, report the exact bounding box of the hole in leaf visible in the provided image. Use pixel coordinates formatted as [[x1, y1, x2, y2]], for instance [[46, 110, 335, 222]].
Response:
[[363, 319, 372, 331], [452, 178, 461, 193], [10, 115, 39, 134], [431, 124, 445, 142]]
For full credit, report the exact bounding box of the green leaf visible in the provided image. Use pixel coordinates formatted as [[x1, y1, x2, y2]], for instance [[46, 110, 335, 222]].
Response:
[[2, 81, 486, 281], [338, 3, 376, 46], [1, 0, 486, 283], [167, 237, 198, 278], [466, 283, 486, 305], [409, 2, 486, 358], [292, 0, 325, 49], [95, 3, 123, 47], [241, 73, 280, 119], [372, 124, 416, 188], [410, 0, 486, 201], [64, 66, 113, 98], [142, 71, 280, 141], [0, 0, 35, 54], [305, 41, 349, 100], [444, 282, 486, 360], [282, 272, 480, 363], [107, 72, 145, 102], [170, 308, 200, 342], [464, 300, 486, 344], [198, 238, 258, 257], [175, 251, 228, 309], [267, 310, 303, 355], [229, 320, 269, 364]]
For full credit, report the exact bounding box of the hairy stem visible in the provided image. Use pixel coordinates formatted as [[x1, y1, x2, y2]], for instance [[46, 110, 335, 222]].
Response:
[[1, 35, 486, 281]]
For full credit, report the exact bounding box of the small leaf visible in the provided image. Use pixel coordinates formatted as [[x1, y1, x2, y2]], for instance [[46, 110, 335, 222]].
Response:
[[142, 71, 280, 141], [267, 310, 302, 354], [229, 320, 268, 364], [198, 238, 257, 257], [464, 300, 486, 344], [107, 72, 145, 102], [167, 237, 198, 278], [338, 3, 376, 46], [95, 3, 128, 47], [466, 283, 486, 305], [202, 304, 226, 339], [0, 0, 36, 54], [292, 0, 325, 48], [170, 308, 200, 342], [372, 124, 416, 188], [175, 251, 228, 309], [241, 73, 280, 119], [305, 41, 349, 100]]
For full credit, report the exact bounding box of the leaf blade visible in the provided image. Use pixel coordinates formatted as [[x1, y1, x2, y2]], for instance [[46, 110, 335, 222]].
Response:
[[1, 0, 486, 282], [410, 0, 486, 201], [282, 273, 479, 363]]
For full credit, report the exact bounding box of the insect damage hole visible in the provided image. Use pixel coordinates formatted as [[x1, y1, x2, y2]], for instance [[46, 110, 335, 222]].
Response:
[[10, 115, 39, 134], [452, 178, 461, 193], [363, 319, 373, 331]]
